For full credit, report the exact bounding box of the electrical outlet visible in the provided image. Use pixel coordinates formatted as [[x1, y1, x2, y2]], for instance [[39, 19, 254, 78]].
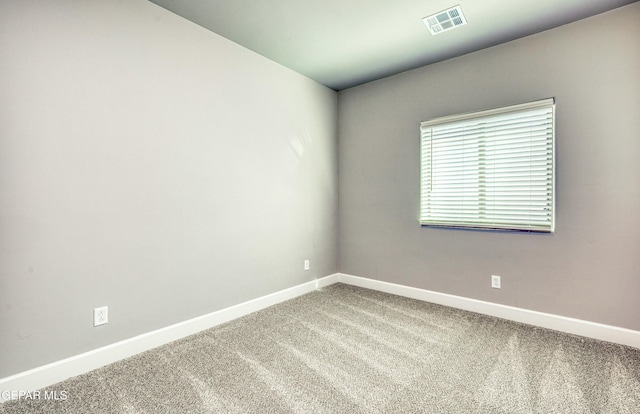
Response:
[[304, 259, 310, 271], [94, 306, 108, 326], [491, 275, 501, 289]]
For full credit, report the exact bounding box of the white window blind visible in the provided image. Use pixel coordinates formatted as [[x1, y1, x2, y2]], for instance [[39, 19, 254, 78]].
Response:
[[420, 98, 555, 232]]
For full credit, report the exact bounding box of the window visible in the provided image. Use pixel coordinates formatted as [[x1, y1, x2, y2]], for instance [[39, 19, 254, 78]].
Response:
[[420, 98, 555, 232]]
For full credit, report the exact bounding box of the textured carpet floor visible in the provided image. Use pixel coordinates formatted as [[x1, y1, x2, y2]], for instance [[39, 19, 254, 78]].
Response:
[[1, 283, 639, 413]]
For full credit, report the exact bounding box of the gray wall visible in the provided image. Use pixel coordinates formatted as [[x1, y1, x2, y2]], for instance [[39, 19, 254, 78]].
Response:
[[338, 4, 640, 331], [0, 0, 337, 377]]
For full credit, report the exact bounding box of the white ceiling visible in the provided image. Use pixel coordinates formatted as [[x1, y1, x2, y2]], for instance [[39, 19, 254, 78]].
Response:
[[148, 0, 637, 91]]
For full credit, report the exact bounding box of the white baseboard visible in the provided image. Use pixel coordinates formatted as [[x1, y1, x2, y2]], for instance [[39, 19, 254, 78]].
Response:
[[337, 273, 640, 349], [0, 274, 340, 403], [3, 271, 637, 403]]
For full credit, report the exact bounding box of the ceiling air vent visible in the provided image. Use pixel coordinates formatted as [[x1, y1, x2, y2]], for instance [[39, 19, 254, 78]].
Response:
[[422, 5, 467, 35]]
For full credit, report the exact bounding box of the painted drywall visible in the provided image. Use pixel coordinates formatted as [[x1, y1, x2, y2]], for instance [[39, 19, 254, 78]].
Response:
[[0, 0, 337, 377], [338, 4, 640, 331]]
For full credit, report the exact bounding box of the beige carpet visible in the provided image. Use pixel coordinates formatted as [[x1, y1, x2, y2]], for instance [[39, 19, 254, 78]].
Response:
[[1, 283, 639, 413]]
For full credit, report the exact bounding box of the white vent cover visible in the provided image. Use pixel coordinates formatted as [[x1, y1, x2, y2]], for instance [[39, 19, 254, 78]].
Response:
[[422, 5, 467, 35]]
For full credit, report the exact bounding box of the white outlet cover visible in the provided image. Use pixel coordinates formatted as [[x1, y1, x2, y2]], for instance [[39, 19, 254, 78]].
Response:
[[491, 275, 501, 289], [94, 306, 108, 326], [304, 260, 310, 271]]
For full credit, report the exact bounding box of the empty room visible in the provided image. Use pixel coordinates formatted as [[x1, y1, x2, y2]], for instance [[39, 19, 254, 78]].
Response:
[[1, 0, 639, 412]]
